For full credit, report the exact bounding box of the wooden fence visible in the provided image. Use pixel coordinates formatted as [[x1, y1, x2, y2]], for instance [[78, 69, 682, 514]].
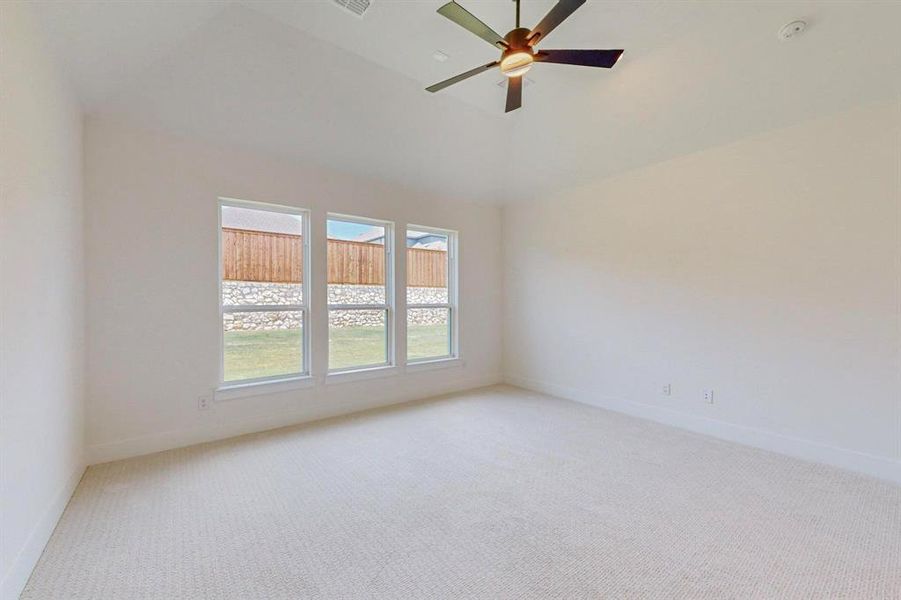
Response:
[[222, 228, 447, 287], [222, 228, 302, 283], [326, 239, 385, 285], [406, 247, 446, 289]]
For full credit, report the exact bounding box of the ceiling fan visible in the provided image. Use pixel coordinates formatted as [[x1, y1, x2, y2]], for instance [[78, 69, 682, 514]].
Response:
[[426, 0, 624, 112]]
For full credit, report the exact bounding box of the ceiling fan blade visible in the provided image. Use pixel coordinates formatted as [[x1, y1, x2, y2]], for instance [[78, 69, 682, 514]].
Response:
[[527, 0, 586, 46], [505, 76, 522, 113], [535, 49, 624, 68], [437, 1, 507, 49], [426, 61, 499, 93]]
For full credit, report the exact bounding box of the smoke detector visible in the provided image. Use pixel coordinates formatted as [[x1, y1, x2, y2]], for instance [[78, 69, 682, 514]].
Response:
[[332, 0, 372, 18], [778, 20, 807, 41]]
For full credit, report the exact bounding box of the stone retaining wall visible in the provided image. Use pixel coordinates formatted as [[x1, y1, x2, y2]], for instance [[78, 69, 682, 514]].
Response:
[[223, 310, 300, 332], [223, 281, 302, 307], [222, 282, 448, 331]]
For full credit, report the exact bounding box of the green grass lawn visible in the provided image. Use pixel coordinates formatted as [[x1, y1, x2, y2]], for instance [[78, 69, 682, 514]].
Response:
[[223, 324, 449, 381], [223, 327, 303, 382], [407, 323, 451, 362]]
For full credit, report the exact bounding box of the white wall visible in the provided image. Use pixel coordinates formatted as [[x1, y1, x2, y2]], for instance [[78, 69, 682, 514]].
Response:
[[504, 100, 901, 483], [0, 3, 86, 598], [84, 118, 503, 463]]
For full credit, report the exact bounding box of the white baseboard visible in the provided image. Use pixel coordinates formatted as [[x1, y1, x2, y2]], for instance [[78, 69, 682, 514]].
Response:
[[88, 372, 502, 465], [0, 464, 85, 600], [505, 374, 901, 485]]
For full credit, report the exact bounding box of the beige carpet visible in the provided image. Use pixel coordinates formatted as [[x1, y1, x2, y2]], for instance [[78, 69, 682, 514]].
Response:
[[22, 385, 901, 599]]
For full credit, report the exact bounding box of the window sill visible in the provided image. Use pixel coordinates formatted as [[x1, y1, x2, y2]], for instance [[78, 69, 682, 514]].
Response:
[[215, 375, 315, 402], [405, 357, 463, 373], [326, 365, 398, 385]]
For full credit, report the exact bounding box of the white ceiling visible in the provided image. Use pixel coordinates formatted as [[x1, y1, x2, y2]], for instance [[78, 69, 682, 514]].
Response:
[[33, 1, 901, 204]]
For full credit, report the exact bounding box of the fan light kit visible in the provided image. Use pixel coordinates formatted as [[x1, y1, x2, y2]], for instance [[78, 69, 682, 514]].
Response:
[[500, 51, 533, 77], [426, 0, 624, 112]]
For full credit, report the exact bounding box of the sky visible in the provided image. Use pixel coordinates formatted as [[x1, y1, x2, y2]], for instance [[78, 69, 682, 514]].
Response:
[[327, 219, 383, 242], [225, 209, 444, 248]]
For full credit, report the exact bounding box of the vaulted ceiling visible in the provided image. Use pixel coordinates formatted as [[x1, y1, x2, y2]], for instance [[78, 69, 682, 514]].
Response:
[[33, 1, 901, 203]]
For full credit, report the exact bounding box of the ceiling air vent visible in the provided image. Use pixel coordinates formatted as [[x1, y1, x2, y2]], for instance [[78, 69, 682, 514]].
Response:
[[332, 0, 372, 18]]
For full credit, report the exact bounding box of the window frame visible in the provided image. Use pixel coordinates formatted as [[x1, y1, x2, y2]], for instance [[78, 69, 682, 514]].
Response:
[[326, 213, 395, 374], [405, 224, 458, 364], [218, 197, 311, 387]]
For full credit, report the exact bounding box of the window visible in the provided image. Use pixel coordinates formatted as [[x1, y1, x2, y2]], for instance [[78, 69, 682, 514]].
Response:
[[406, 226, 456, 362], [327, 215, 393, 372], [219, 199, 309, 384]]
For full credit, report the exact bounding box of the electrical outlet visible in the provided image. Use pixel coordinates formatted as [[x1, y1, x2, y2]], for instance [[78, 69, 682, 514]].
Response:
[[198, 394, 211, 410], [703, 389, 714, 404], [662, 384, 672, 396]]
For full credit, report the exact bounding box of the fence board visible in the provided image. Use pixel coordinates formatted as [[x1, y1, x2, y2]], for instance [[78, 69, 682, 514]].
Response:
[[222, 228, 302, 283], [327, 239, 386, 285], [407, 247, 447, 288], [222, 228, 447, 287]]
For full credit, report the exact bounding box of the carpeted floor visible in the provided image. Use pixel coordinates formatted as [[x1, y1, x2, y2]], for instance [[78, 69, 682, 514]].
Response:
[[22, 385, 901, 599]]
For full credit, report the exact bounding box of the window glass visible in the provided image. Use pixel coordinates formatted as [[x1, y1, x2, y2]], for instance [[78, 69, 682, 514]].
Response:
[[327, 219, 386, 305], [327, 217, 392, 371], [407, 308, 450, 361], [223, 311, 303, 382], [222, 206, 303, 305], [406, 230, 448, 304], [406, 227, 455, 362], [328, 309, 387, 370], [221, 202, 307, 382]]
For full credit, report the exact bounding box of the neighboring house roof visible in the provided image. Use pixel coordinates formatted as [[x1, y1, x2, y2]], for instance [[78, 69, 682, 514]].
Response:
[[222, 206, 301, 235], [353, 227, 386, 243], [406, 232, 447, 250], [356, 230, 448, 250]]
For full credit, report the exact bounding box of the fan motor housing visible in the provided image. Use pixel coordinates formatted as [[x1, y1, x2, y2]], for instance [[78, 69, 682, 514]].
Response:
[[504, 27, 532, 51]]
